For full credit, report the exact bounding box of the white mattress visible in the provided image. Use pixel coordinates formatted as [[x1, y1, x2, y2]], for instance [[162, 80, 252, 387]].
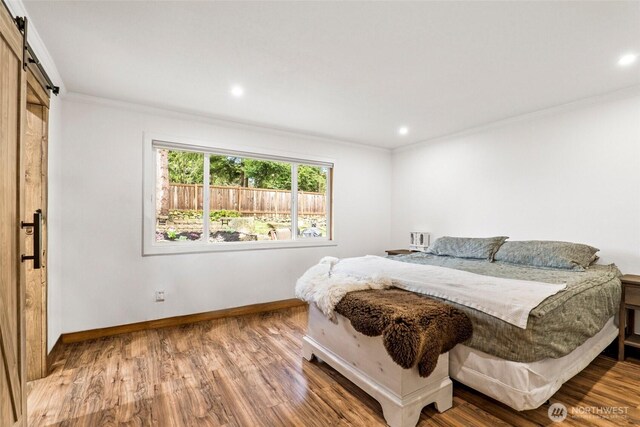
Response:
[[449, 316, 618, 411]]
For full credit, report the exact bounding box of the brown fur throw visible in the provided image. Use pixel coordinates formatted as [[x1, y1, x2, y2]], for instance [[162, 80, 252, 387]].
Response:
[[334, 288, 472, 377]]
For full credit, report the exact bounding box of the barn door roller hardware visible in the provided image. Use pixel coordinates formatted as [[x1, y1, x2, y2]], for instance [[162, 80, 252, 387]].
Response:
[[14, 15, 27, 69], [12, 12, 60, 95], [21, 209, 42, 270]]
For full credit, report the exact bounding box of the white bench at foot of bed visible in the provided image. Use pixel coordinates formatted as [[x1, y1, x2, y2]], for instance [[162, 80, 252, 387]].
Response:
[[303, 304, 452, 427]]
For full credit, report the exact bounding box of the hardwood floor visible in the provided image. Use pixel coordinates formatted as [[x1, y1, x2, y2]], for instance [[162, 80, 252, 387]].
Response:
[[28, 306, 640, 426]]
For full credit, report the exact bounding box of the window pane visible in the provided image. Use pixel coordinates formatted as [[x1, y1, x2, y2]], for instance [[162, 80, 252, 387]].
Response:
[[155, 149, 204, 242], [209, 155, 292, 242], [298, 165, 329, 238]]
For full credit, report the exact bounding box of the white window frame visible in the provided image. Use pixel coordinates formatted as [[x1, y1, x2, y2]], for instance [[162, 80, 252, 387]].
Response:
[[142, 133, 336, 255]]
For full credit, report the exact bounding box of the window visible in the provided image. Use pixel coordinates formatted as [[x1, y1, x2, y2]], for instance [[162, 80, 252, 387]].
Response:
[[143, 136, 334, 254]]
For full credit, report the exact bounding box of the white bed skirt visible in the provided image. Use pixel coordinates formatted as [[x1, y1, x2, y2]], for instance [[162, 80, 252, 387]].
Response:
[[449, 316, 618, 411]]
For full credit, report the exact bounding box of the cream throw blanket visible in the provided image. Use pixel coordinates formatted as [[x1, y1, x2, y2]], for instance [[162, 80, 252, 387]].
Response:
[[296, 255, 567, 329]]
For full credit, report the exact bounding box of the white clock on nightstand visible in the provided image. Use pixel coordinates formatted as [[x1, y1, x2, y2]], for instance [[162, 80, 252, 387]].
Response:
[[409, 231, 430, 251]]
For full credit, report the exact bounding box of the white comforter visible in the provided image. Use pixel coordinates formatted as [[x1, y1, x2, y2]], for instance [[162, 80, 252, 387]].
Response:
[[297, 255, 567, 329]]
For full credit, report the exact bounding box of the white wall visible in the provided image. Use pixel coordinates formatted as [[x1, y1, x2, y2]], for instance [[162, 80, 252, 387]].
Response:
[[391, 91, 640, 329], [391, 91, 640, 271], [54, 86, 640, 337], [56, 95, 391, 333]]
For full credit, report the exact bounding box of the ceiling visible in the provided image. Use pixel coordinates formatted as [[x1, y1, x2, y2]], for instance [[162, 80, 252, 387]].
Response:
[[24, 1, 640, 149]]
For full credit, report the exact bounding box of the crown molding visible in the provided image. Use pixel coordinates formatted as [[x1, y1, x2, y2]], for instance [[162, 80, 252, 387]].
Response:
[[64, 92, 392, 153], [6, 0, 67, 95], [394, 84, 640, 153]]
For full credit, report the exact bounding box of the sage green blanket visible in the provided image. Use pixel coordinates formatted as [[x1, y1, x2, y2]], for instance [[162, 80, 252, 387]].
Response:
[[392, 253, 621, 362]]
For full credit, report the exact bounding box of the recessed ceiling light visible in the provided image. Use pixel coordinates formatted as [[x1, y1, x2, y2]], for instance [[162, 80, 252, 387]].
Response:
[[618, 53, 638, 67], [398, 126, 409, 136], [230, 85, 244, 97]]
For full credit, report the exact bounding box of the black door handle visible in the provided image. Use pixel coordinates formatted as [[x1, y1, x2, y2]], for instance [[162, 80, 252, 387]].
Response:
[[21, 209, 42, 269]]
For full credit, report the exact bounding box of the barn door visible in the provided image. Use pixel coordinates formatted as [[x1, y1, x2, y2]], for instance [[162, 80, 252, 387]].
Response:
[[0, 4, 27, 427], [25, 72, 49, 381]]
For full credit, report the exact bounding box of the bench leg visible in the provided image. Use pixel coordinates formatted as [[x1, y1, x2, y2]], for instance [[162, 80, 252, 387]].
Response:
[[302, 340, 316, 362], [433, 381, 453, 413], [380, 399, 423, 427], [380, 378, 452, 427]]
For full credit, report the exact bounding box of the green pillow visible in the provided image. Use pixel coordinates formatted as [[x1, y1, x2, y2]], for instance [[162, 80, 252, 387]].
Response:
[[425, 236, 509, 261], [494, 241, 599, 270]]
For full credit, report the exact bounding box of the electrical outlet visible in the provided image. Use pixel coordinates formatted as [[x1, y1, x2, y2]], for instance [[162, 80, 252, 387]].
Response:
[[155, 291, 165, 302]]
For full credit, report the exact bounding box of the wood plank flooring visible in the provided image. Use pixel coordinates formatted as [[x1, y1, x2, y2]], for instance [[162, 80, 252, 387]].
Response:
[[28, 306, 640, 426]]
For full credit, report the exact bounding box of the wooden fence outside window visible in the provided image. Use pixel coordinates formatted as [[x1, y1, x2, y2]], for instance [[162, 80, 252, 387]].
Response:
[[168, 184, 326, 215]]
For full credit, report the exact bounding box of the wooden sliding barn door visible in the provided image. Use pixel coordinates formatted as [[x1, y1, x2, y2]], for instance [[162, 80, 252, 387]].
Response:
[[25, 73, 49, 381], [0, 4, 27, 427]]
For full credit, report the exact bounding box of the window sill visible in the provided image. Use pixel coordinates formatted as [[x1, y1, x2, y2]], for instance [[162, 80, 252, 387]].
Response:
[[142, 239, 338, 256]]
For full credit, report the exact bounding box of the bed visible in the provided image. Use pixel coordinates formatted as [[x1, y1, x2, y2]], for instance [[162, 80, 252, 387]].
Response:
[[391, 252, 621, 410], [297, 241, 622, 423]]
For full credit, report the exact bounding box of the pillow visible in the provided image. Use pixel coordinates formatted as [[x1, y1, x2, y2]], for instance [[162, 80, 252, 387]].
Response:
[[494, 240, 599, 271], [425, 236, 508, 260]]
